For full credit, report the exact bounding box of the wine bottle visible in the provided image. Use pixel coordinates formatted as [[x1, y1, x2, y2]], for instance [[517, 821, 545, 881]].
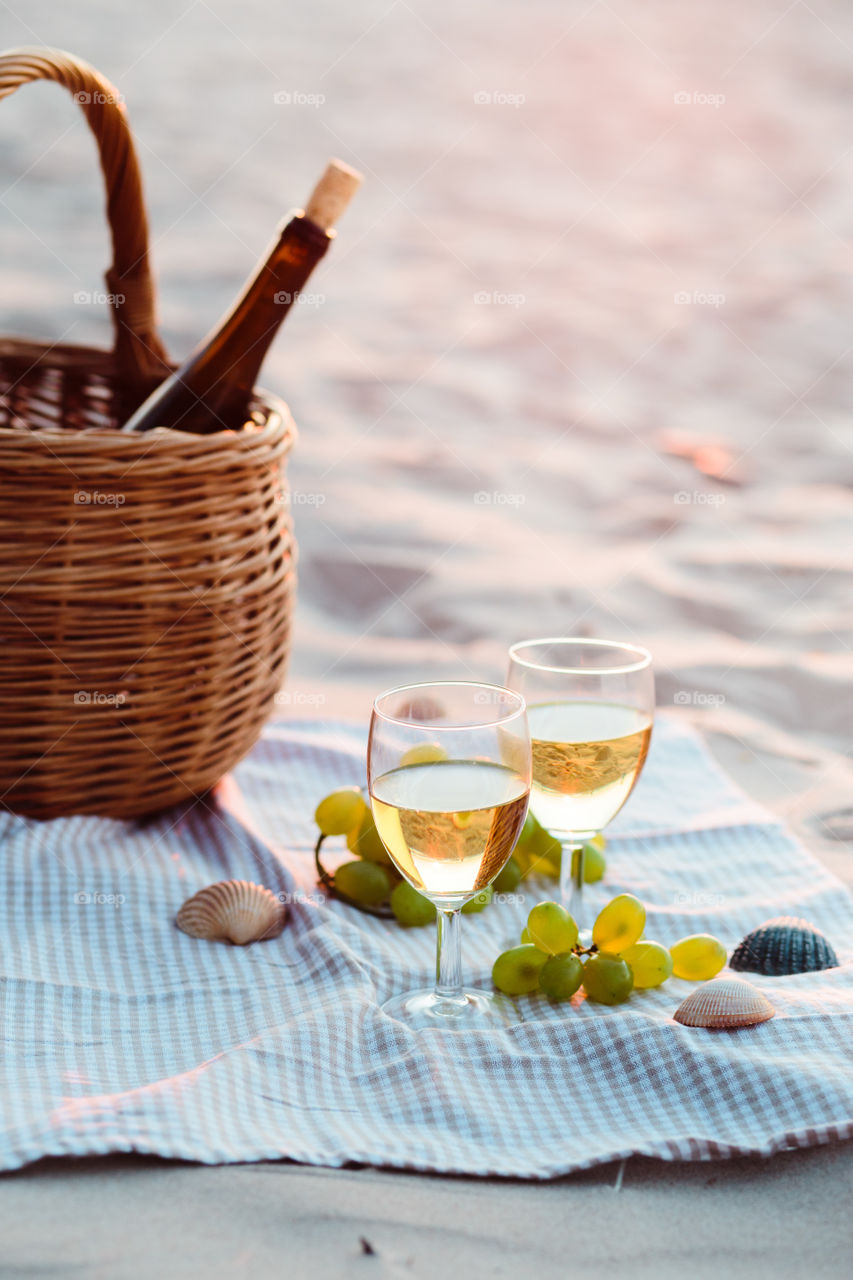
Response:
[[121, 158, 362, 434]]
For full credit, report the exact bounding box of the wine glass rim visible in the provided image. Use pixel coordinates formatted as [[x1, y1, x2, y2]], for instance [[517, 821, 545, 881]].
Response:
[[508, 636, 652, 675], [372, 679, 526, 728]]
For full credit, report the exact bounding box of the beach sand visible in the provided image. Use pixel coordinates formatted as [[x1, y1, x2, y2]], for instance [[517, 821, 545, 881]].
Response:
[[1, 0, 852, 1273]]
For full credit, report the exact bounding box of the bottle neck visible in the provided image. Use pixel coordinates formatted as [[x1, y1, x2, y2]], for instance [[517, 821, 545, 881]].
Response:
[[188, 214, 331, 406]]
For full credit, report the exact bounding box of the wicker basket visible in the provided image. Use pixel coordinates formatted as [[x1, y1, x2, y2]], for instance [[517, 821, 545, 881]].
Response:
[[0, 48, 296, 820]]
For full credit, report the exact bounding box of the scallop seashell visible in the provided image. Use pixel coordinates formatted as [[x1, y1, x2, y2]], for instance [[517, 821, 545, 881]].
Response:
[[176, 880, 285, 945], [730, 916, 838, 976], [674, 978, 775, 1029]]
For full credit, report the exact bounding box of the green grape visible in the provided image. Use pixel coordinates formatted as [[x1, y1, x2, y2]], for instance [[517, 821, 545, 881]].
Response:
[[462, 886, 493, 914], [511, 819, 537, 877], [670, 934, 727, 981], [581, 953, 634, 1004], [347, 810, 391, 864], [513, 813, 561, 878], [334, 860, 390, 906], [539, 954, 583, 1001], [390, 881, 436, 927], [400, 742, 448, 767], [592, 893, 646, 954], [622, 940, 673, 989], [527, 901, 579, 955], [528, 826, 562, 876], [492, 944, 549, 995], [515, 811, 539, 851], [570, 842, 606, 884], [520, 926, 532, 944], [493, 857, 521, 894], [314, 786, 367, 836]]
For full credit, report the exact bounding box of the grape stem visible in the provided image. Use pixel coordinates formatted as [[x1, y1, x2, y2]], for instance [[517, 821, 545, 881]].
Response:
[[314, 832, 395, 918]]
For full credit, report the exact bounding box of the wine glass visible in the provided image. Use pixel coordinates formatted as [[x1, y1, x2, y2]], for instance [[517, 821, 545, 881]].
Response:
[[506, 639, 654, 922], [368, 681, 531, 1028]]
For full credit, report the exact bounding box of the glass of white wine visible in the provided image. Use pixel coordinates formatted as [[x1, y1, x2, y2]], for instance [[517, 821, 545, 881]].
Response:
[[506, 639, 654, 920], [369, 681, 531, 1028]]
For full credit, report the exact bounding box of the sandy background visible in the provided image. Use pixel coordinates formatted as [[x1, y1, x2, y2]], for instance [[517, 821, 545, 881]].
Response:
[[3, 0, 853, 863], [1, 1, 852, 1273]]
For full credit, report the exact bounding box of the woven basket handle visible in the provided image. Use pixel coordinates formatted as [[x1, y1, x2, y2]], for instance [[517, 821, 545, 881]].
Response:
[[0, 46, 170, 393]]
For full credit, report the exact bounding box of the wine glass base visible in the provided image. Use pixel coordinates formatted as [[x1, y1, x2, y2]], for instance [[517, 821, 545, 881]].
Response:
[[382, 988, 520, 1029]]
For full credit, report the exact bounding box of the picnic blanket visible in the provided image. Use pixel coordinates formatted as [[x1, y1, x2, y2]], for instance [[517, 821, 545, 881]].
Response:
[[1, 714, 851, 1177]]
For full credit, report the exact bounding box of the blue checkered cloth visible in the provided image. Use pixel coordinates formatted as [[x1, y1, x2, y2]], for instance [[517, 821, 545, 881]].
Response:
[[1, 715, 851, 1176]]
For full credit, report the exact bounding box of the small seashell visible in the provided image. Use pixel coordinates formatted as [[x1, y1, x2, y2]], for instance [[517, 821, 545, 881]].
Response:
[[730, 916, 838, 977], [176, 880, 285, 945], [674, 978, 775, 1029]]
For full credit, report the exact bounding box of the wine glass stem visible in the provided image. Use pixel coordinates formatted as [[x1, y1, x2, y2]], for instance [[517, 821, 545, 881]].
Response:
[[435, 907, 465, 1005], [560, 841, 585, 920]]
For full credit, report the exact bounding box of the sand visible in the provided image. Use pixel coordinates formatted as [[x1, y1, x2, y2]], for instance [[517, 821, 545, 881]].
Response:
[[1, 0, 852, 1273], [1, 1147, 851, 1278]]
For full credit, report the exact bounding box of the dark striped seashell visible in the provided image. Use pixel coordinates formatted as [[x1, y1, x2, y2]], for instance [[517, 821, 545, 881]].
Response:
[[730, 916, 838, 976]]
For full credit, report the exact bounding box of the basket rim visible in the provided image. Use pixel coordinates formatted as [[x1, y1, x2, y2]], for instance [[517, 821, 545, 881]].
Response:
[[0, 336, 296, 457]]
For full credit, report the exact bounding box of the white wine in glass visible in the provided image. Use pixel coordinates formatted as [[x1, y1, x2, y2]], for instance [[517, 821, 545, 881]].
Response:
[[372, 760, 528, 898], [507, 640, 654, 919], [369, 681, 530, 1028]]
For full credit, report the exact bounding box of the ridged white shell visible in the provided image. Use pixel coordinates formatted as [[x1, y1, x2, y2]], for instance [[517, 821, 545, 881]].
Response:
[[674, 978, 775, 1029], [176, 880, 285, 945]]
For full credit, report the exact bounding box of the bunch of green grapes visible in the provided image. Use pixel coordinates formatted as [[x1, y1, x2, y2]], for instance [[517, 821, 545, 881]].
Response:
[[511, 812, 607, 884], [492, 894, 727, 1004], [313, 786, 519, 925]]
